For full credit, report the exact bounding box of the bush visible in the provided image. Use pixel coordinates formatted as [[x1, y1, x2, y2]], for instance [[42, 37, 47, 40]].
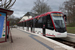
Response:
[[67, 23, 75, 27]]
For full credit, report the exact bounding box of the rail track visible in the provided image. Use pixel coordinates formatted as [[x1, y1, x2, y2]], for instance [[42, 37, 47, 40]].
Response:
[[49, 38, 75, 48]]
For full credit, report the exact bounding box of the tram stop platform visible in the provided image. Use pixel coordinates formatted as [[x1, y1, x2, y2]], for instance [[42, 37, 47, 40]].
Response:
[[0, 28, 75, 50]]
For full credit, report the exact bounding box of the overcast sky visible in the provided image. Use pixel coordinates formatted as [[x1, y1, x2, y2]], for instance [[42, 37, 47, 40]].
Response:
[[12, 0, 67, 18]]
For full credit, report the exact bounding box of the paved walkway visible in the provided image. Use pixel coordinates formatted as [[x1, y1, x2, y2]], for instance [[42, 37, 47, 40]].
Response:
[[0, 28, 67, 50]]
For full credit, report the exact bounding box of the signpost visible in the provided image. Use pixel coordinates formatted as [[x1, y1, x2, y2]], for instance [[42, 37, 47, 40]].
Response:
[[0, 8, 13, 43]]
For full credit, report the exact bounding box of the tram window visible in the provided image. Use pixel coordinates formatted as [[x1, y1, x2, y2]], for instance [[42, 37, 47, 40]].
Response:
[[38, 17, 43, 28], [31, 20, 33, 27], [29, 20, 32, 27], [43, 16, 46, 23], [21, 23, 22, 26], [33, 19, 36, 23], [47, 15, 54, 30], [28, 21, 30, 27], [25, 22, 26, 27], [23, 22, 24, 26], [34, 18, 38, 27], [26, 21, 29, 27], [33, 19, 35, 27], [38, 17, 42, 23], [28, 22, 30, 27]]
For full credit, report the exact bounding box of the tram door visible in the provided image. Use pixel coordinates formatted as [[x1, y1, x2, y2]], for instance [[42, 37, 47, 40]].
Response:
[[43, 16, 47, 36], [43, 15, 54, 36], [46, 15, 54, 30]]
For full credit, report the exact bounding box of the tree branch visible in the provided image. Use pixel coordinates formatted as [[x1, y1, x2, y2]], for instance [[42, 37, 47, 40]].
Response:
[[5, 0, 12, 8], [7, 0, 16, 9]]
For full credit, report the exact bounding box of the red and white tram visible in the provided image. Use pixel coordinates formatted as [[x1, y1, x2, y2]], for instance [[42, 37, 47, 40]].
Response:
[[18, 11, 67, 38]]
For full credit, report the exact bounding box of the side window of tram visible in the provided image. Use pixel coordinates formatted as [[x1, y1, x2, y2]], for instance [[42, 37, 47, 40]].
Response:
[[43, 16, 46, 23], [29, 20, 32, 27], [21, 23, 22, 26], [26, 21, 29, 27], [47, 15, 54, 30], [38, 17, 42, 23], [38, 17, 43, 28], [26, 21, 28, 27], [33, 19, 38, 27], [33, 19, 35, 27], [24, 22, 26, 27]]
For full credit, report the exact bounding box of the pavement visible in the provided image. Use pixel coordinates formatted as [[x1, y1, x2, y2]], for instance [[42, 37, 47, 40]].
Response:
[[0, 28, 74, 50]]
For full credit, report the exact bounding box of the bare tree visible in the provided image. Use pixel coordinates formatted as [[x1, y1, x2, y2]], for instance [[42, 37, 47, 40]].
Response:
[[31, 0, 52, 15], [0, 0, 16, 9], [7, 15, 20, 26], [59, 0, 75, 23]]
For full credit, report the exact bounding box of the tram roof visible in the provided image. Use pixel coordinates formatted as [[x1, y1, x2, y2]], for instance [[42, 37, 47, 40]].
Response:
[[34, 11, 63, 18], [24, 18, 33, 22], [18, 18, 33, 23], [18, 11, 63, 23]]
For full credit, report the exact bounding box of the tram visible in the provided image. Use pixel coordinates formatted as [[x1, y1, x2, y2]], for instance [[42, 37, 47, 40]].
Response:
[[18, 11, 67, 38]]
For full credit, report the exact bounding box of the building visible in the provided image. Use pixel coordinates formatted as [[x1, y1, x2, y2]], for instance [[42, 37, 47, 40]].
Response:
[[19, 12, 37, 22]]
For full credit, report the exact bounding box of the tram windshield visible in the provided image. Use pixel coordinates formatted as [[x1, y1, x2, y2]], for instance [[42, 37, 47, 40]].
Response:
[[51, 13, 65, 28]]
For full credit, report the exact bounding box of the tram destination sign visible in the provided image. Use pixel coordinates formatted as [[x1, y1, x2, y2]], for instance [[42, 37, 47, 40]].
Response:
[[52, 13, 63, 17]]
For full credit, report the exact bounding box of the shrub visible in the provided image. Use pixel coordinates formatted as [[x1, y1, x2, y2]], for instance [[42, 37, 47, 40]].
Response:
[[67, 23, 75, 27]]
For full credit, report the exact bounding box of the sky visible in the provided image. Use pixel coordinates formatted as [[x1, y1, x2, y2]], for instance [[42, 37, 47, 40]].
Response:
[[12, 0, 67, 18]]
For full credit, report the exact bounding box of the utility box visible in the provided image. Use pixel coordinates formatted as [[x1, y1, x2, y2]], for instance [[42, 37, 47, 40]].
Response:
[[0, 8, 13, 43]]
